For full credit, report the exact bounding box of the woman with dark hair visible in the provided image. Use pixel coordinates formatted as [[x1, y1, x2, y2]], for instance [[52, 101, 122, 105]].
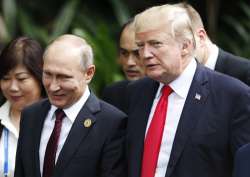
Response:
[[0, 36, 45, 177]]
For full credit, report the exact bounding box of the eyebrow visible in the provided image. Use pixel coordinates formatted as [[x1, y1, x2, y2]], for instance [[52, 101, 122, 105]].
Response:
[[15, 71, 30, 75]]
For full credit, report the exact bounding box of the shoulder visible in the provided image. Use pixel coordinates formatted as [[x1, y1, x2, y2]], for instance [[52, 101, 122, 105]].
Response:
[[127, 77, 156, 91], [198, 64, 249, 93], [217, 49, 250, 85], [236, 143, 250, 157], [101, 80, 130, 102], [22, 98, 50, 114], [103, 80, 130, 91], [98, 99, 127, 121], [218, 49, 250, 65], [88, 93, 127, 122]]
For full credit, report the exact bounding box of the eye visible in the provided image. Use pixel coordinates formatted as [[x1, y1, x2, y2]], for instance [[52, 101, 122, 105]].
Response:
[[151, 41, 163, 48], [136, 42, 144, 49], [43, 71, 51, 77], [1, 76, 10, 81], [17, 77, 28, 81], [58, 74, 72, 80], [119, 49, 129, 57], [132, 50, 140, 58]]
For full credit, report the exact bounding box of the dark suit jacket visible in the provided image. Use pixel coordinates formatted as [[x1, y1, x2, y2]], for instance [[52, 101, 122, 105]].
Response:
[[101, 80, 130, 113], [14, 93, 127, 177], [126, 63, 250, 177], [233, 143, 250, 177], [215, 49, 250, 86]]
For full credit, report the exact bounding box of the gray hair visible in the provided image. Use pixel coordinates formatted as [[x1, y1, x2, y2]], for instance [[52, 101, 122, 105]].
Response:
[[43, 34, 94, 70]]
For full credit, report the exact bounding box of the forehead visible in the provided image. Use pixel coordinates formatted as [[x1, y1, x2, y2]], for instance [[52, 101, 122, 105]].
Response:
[[120, 25, 137, 50], [6, 64, 29, 74], [43, 46, 82, 72], [135, 26, 172, 42]]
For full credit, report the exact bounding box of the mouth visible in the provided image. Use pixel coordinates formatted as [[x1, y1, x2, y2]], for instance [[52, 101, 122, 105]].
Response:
[[125, 70, 140, 77], [146, 64, 158, 70], [10, 96, 23, 102], [49, 93, 65, 100]]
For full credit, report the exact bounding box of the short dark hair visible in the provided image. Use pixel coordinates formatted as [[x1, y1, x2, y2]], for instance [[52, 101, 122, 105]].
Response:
[[117, 18, 134, 48], [0, 36, 46, 97]]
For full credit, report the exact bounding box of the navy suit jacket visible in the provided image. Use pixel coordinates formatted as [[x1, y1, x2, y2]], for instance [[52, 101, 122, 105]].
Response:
[[233, 143, 250, 177], [126, 63, 250, 177], [102, 80, 130, 113], [215, 49, 250, 86], [14, 93, 127, 177]]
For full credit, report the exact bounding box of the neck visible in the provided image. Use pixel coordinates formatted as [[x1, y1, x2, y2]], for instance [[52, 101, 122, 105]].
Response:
[[203, 40, 214, 65], [10, 107, 21, 131]]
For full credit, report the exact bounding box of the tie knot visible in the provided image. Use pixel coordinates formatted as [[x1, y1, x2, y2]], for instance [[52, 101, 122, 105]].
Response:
[[55, 109, 65, 121], [161, 85, 172, 97]]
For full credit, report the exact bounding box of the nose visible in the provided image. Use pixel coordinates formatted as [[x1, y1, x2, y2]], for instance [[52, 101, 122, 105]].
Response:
[[48, 78, 60, 92], [9, 80, 19, 92], [139, 45, 153, 60], [126, 55, 136, 66]]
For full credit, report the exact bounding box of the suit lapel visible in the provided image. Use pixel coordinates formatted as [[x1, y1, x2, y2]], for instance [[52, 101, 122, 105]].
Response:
[[33, 100, 51, 177], [53, 93, 99, 177], [128, 78, 159, 177], [165, 64, 210, 177]]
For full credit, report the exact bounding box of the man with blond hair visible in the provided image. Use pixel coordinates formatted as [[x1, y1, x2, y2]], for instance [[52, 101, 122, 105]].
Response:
[[14, 34, 127, 177], [125, 4, 250, 177], [176, 2, 250, 86]]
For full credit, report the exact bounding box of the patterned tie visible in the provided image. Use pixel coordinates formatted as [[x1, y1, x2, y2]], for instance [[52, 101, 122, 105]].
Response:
[[141, 85, 172, 177], [43, 109, 65, 177]]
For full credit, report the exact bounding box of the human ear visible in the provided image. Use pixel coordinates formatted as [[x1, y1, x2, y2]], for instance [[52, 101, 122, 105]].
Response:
[[85, 65, 95, 84]]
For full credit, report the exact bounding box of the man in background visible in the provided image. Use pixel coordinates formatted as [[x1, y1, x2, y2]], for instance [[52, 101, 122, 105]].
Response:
[[102, 19, 145, 112], [178, 2, 250, 85]]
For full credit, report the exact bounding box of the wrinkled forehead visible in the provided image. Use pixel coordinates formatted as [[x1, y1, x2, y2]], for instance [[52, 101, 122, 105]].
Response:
[[44, 35, 88, 59]]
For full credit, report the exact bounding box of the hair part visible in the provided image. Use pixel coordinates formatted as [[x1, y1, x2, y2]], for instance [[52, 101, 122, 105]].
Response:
[[0, 36, 46, 97]]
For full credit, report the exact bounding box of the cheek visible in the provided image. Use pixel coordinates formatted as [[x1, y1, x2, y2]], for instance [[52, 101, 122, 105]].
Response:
[[42, 78, 50, 89], [120, 58, 128, 66], [0, 82, 11, 98], [62, 80, 84, 94]]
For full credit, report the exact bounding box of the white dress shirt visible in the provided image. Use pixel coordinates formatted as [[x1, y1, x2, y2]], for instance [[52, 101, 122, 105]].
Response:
[[145, 58, 197, 177], [205, 44, 219, 70], [39, 87, 90, 175], [0, 101, 19, 177]]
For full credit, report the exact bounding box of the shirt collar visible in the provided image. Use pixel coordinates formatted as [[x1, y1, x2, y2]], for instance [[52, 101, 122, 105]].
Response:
[[205, 44, 219, 70], [0, 101, 19, 138], [157, 58, 197, 99], [50, 86, 90, 123]]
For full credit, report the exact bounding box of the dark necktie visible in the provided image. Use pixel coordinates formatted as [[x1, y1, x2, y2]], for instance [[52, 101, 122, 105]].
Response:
[[43, 109, 65, 177], [141, 85, 172, 177]]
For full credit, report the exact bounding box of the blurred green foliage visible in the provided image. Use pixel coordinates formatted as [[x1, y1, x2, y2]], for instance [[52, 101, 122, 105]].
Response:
[[0, 0, 131, 96], [0, 0, 249, 96], [218, 1, 250, 58]]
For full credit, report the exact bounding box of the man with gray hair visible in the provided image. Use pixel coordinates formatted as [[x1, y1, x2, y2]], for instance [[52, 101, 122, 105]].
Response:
[[125, 4, 250, 177], [14, 34, 127, 177]]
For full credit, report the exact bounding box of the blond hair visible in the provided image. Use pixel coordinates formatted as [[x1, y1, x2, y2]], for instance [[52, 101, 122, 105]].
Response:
[[174, 2, 204, 31], [134, 4, 196, 48]]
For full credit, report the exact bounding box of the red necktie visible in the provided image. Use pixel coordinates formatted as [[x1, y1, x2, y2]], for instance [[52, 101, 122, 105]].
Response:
[[141, 85, 172, 177], [43, 109, 65, 177]]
